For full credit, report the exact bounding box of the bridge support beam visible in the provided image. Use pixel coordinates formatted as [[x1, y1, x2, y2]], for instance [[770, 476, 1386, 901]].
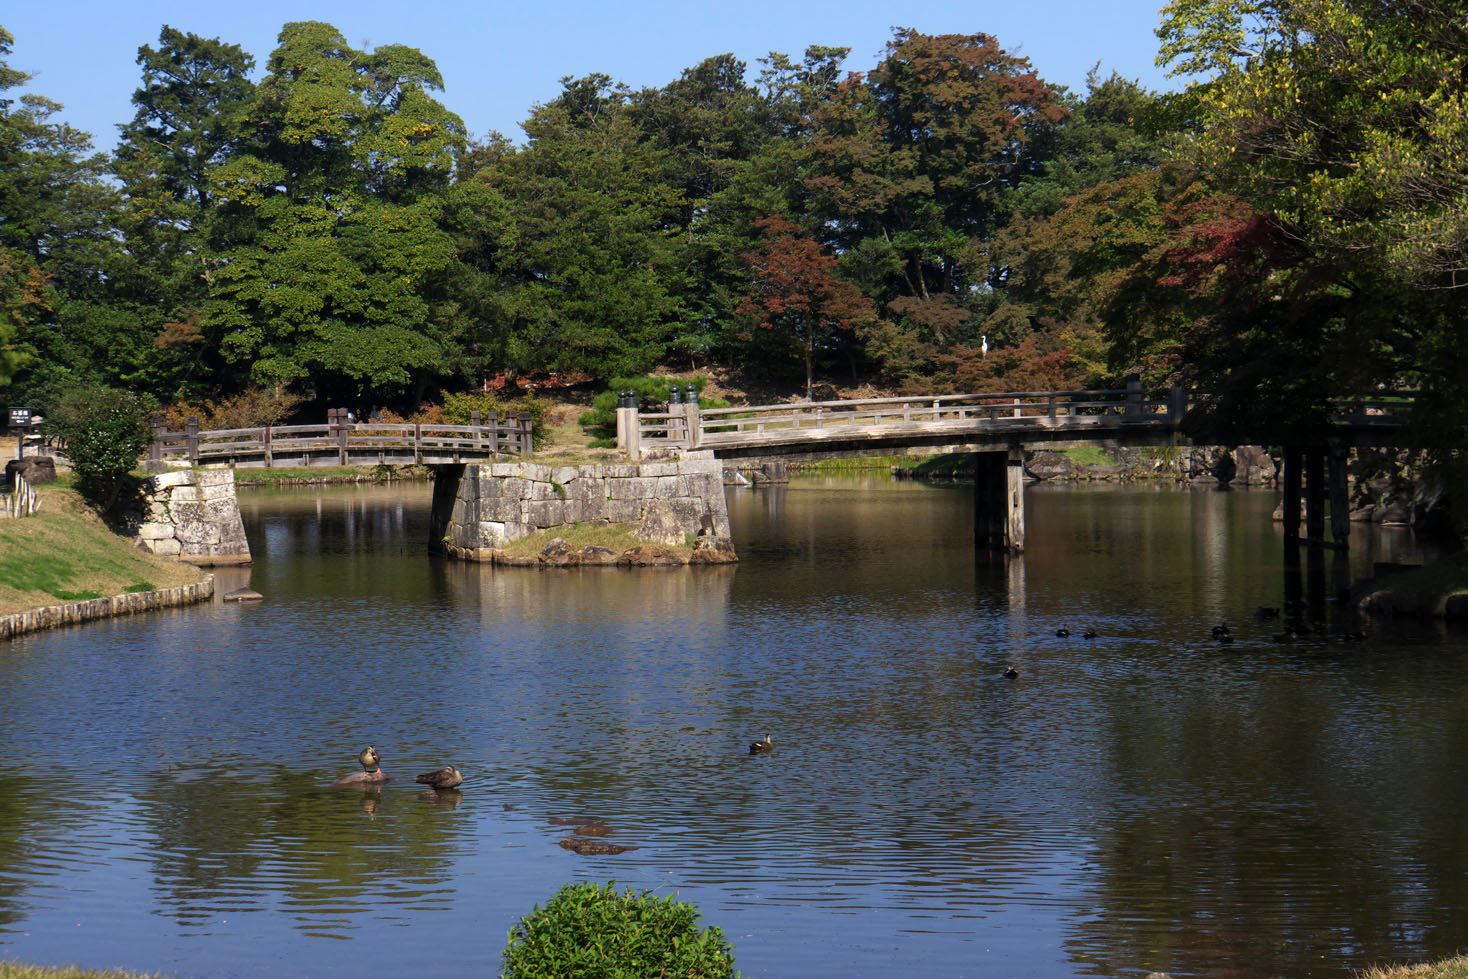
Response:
[[1282, 444, 1350, 550], [974, 447, 1024, 553], [1328, 444, 1350, 547]]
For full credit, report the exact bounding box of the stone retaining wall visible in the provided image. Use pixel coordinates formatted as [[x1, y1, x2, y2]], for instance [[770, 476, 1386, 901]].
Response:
[[0, 577, 215, 640], [130, 469, 252, 566], [436, 453, 733, 562]]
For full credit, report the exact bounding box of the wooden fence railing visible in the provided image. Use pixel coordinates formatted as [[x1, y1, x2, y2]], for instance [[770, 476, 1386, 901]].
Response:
[[146, 408, 533, 469], [618, 384, 1417, 458], [622, 382, 1188, 456]]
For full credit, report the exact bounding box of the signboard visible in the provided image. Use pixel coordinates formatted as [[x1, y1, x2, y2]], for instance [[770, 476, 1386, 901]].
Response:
[[8, 407, 31, 427]]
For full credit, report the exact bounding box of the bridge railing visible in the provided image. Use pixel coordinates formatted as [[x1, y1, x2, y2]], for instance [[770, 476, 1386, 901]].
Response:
[[619, 383, 1184, 455], [146, 408, 533, 469]]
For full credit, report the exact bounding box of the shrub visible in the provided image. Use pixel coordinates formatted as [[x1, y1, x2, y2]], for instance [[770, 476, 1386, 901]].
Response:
[[414, 391, 551, 449], [502, 881, 739, 979], [158, 386, 306, 431], [578, 376, 728, 441], [48, 385, 152, 512]]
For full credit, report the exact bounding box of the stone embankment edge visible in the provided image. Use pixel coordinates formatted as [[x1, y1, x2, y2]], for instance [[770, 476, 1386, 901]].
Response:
[[0, 575, 215, 641]]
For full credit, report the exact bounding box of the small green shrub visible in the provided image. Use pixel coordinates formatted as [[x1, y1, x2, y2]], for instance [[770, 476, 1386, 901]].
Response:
[[502, 881, 739, 979], [431, 391, 551, 449], [578, 376, 729, 441], [47, 385, 152, 512]]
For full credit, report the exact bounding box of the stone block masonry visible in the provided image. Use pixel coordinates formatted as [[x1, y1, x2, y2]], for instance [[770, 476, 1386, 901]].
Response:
[[1, 577, 216, 640], [434, 452, 734, 563], [130, 468, 252, 566]]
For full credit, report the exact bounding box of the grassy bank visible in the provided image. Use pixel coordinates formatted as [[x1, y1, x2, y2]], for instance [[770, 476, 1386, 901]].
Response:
[[0, 962, 163, 978], [1361, 955, 1468, 978], [1366, 550, 1468, 596], [491, 522, 689, 559], [0, 478, 206, 617]]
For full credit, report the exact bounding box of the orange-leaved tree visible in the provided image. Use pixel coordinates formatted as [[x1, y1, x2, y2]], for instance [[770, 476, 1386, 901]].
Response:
[[736, 216, 875, 400]]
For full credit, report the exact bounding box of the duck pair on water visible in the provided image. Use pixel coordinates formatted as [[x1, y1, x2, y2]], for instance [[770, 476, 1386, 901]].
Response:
[[1055, 627, 1099, 639], [331, 745, 463, 790]]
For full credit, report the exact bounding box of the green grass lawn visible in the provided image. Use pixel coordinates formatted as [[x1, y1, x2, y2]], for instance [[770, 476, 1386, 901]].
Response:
[[0, 479, 206, 616]]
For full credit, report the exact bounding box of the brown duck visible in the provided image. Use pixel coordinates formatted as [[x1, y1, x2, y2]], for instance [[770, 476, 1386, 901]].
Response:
[[415, 766, 464, 790], [749, 734, 773, 754], [332, 745, 391, 788]]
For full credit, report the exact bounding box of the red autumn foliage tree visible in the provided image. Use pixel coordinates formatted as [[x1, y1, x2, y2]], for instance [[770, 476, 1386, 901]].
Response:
[[736, 216, 875, 399]]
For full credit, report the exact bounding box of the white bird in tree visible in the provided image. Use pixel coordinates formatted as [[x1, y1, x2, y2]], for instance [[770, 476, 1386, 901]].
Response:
[[981, 335, 989, 357]]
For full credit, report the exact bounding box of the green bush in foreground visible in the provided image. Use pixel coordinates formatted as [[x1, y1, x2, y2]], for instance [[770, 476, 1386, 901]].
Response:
[[502, 881, 738, 979]]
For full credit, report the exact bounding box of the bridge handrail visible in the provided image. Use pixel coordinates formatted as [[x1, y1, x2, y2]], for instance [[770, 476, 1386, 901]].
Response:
[[694, 388, 1139, 419], [147, 409, 533, 468]]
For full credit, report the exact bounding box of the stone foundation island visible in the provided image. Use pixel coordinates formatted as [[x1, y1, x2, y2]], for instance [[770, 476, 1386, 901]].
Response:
[[432, 454, 736, 567]]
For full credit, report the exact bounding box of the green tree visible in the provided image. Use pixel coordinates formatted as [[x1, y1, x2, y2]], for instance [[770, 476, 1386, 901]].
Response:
[[0, 244, 45, 385], [1155, 0, 1468, 521], [469, 74, 688, 381], [0, 26, 131, 394], [112, 26, 256, 399], [204, 21, 466, 402]]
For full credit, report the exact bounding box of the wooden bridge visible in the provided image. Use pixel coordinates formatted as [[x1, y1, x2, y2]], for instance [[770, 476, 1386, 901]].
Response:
[[619, 382, 1410, 459], [620, 381, 1413, 553], [145, 385, 1413, 555], [146, 408, 534, 469]]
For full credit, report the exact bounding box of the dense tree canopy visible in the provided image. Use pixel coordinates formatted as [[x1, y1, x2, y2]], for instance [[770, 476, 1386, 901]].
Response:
[[0, 11, 1463, 519]]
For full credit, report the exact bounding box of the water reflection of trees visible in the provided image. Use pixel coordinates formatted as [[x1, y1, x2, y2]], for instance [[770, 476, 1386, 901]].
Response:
[[1070, 663, 1468, 978], [0, 775, 44, 930], [135, 769, 470, 934]]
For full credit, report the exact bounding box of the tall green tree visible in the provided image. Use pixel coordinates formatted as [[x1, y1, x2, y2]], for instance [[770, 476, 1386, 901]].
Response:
[[0, 25, 130, 396], [1155, 0, 1467, 480], [112, 26, 257, 399], [204, 22, 466, 401], [467, 75, 687, 381]]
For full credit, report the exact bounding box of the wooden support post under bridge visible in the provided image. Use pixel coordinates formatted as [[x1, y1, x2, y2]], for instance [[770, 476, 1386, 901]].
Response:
[[974, 447, 1024, 553], [1281, 444, 1350, 550]]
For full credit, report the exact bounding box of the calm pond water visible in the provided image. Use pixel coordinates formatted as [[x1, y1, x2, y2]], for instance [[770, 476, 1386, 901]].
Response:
[[1, 476, 1465, 978]]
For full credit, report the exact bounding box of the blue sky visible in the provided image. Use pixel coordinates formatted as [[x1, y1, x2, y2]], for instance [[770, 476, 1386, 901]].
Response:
[[4, 1, 1179, 151]]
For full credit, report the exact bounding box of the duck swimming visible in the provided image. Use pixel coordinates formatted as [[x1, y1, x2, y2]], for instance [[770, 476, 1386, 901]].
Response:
[[1055, 627, 1070, 638], [333, 746, 391, 787], [415, 766, 464, 790], [749, 734, 773, 754], [1003, 666, 1019, 679]]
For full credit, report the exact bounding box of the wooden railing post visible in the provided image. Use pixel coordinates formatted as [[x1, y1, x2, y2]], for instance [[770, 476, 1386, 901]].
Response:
[[264, 425, 273, 467], [185, 416, 199, 464], [685, 398, 702, 449], [1125, 376, 1144, 418], [487, 410, 501, 456], [1048, 395, 1058, 422], [336, 407, 350, 465], [471, 409, 482, 454], [1168, 385, 1187, 425], [518, 411, 534, 456], [149, 423, 166, 472], [414, 422, 423, 464], [627, 405, 642, 460]]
